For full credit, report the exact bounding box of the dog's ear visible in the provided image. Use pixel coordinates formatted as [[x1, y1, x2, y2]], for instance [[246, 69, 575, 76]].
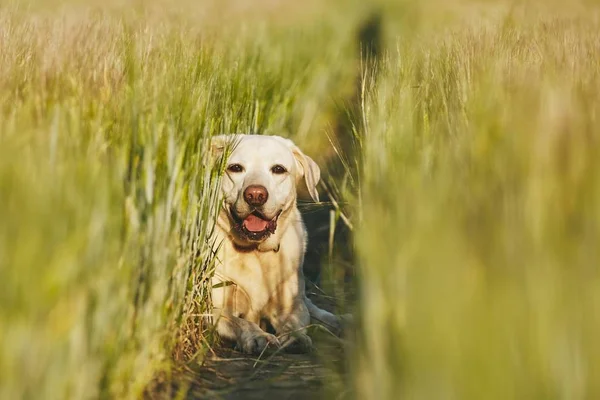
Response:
[[272, 136, 321, 202], [211, 134, 238, 156], [292, 146, 320, 202], [209, 134, 243, 162], [210, 135, 228, 157]]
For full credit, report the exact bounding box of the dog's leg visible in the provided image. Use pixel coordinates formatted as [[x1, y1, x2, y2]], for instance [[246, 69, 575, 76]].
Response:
[[305, 296, 352, 336], [213, 309, 280, 354], [270, 301, 314, 353]]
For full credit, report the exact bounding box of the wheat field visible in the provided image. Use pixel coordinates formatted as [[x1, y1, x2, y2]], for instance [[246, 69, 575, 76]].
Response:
[[1, 0, 599, 399]]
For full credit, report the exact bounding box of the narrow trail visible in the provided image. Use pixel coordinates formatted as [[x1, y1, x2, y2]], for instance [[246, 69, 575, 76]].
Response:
[[183, 293, 352, 400], [187, 339, 347, 400], [178, 13, 382, 398]]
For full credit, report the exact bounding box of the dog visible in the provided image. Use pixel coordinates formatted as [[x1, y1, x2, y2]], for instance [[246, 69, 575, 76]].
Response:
[[209, 134, 345, 354]]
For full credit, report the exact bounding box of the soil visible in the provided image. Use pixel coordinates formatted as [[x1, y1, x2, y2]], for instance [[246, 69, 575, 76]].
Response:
[[175, 291, 353, 400], [184, 336, 349, 400]]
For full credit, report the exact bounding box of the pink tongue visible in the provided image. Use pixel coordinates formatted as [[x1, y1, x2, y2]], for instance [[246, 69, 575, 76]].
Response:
[[243, 214, 269, 232]]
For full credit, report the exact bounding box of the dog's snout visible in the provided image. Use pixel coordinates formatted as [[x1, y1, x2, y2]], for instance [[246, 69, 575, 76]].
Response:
[[243, 185, 268, 206]]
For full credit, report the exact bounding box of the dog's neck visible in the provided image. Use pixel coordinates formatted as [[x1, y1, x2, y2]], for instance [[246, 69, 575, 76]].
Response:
[[232, 241, 280, 253], [217, 204, 298, 253]]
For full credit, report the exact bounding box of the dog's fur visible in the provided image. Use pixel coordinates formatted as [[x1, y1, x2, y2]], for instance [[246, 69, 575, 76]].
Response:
[[210, 134, 343, 354]]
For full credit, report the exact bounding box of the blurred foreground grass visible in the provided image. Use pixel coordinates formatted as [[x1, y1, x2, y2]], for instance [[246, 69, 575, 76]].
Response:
[[1, 0, 600, 399], [357, 2, 600, 399], [0, 1, 354, 397]]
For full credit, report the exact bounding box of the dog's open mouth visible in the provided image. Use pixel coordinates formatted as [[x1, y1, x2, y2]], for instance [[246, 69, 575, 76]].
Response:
[[231, 209, 281, 241]]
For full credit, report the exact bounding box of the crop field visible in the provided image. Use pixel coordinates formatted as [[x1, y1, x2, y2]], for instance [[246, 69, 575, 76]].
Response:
[[1, 0, 600, 399]]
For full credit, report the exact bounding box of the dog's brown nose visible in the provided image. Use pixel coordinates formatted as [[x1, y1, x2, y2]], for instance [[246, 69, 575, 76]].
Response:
[[243, 185, 268, 206]]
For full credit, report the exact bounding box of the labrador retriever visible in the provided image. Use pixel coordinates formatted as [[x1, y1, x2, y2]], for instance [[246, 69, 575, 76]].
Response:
[[209, 134, 344, 354]]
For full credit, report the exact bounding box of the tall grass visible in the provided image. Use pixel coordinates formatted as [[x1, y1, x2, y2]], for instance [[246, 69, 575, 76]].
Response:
[[356, 2, 600, 399], [0, 2, 354, 398], [3, 0, 600, 399]]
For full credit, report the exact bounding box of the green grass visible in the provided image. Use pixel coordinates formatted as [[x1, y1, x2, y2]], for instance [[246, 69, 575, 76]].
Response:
[[2, 0, 600, 399], [356, 2, 600, 399], [0, 2, 354, 398]]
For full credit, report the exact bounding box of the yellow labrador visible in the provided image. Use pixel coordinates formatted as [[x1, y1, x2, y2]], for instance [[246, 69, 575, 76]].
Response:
[[210, 134, 344, 354]]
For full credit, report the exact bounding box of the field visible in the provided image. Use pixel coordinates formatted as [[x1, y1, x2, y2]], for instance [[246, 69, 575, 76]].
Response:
[[1, 0, 600, 399]]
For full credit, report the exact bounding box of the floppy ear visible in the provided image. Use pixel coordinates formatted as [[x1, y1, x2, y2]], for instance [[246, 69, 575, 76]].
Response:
[[271, 136, 321, 202], [209, 134, 244, 162], [210, 135, 228, 157], [291, 145, 321, 203]]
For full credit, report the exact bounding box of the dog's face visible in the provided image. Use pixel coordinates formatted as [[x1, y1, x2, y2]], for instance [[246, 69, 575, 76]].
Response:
[[212, 134, 320, 244]]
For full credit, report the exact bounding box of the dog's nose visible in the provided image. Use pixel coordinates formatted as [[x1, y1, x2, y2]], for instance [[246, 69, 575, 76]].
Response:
[[243, 185, 268, 206]]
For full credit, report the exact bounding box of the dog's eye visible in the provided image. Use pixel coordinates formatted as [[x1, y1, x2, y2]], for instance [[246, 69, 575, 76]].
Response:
[[227, 164, 244, 173], [271, 165, 287, 175]]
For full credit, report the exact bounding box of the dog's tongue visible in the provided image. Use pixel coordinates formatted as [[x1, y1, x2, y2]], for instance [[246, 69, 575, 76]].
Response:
[[243, 214, 269, 232]]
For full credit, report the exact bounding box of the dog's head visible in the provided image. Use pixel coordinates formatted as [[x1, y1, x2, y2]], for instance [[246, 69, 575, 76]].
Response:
[[212, 134, 320, 248]]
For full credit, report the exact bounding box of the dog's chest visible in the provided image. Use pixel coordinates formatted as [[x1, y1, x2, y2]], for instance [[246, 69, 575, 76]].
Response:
[[215, 235, 302, 311], [224, 246, 297, 289]]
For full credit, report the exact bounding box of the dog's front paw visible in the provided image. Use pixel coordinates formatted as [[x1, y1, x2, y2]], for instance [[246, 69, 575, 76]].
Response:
[[281, 332, 314, 354], [237, 331, 280, 354]]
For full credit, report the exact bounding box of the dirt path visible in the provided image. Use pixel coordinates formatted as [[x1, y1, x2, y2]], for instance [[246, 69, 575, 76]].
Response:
[[186, 339, 347, 400], [162, 291, 353, 400], [146, 314, 351, 399]]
